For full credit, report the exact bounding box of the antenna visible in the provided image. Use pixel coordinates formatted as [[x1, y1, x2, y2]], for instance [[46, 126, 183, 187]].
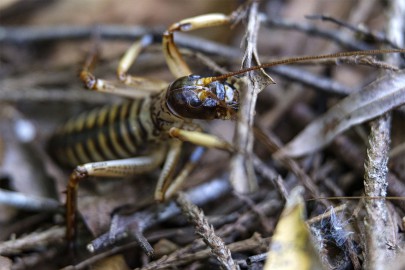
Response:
[[204, 49, 405, 83]]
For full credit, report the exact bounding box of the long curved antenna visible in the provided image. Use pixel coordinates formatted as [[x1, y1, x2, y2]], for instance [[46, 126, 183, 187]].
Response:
[[203, 48, 405, 83]]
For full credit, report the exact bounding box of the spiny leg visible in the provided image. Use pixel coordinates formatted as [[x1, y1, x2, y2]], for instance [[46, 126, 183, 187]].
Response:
[[163, 13, 231, 78], [154, 142, 206, 202], [79, 36, 167, 98], [66, 148, 166, 244], [156, 128, 233, 200], [154, 140, 182, 201], [117, 35, 167, 90], [169, 127, 234, 152], [164, 146, 205, 200]]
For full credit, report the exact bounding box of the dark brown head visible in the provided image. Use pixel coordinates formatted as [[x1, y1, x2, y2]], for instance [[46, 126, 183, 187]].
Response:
[[166, 75, 239, 120]]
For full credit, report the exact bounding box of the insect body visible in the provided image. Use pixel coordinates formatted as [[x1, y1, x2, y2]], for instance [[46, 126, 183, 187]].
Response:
[[49, 76, 238, 167], [47, 12, 405, 243], [47, 14, 240, 240]]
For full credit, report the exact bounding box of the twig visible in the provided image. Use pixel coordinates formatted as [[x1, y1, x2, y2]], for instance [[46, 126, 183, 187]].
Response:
[[0, 227, 64, 255], [137, 233, 269, 270], [87, 177, 231, 253], [252, 155, 288, 200], [269, 65, 354, 96], [306, 14, 402, 49], [253, 126, 324, 202], [269, 56, 400, 71], [176, 193, 238, 270], [246, 252, 268, 265], [290, 102, 405, 212], [363, 114, 395, 268], [0, 25, 161, 43], [0, 25, 238, 59], [262, 15, 373, 51], [132, 196, 280, 270], [0, 87, 116, 103], [60, 241, 140, 270], [307, 204, 347, 225], [230, 0, 273, 194], [12, 247, 59, 270], [362, 0, 404, 268], [0, 188, 61, 212]]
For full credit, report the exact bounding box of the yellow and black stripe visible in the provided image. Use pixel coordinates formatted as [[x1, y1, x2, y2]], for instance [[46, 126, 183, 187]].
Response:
[[48, 99, 155, 168]]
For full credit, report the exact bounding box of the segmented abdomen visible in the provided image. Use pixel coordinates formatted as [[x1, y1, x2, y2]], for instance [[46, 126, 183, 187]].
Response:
[[48, 99, 155, 168]]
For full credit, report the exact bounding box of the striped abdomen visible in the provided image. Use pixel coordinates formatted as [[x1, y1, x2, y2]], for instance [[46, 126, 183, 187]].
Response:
[[48, 99, 158, 168]]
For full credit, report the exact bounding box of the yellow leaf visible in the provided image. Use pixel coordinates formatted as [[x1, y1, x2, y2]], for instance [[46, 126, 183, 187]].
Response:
[[264, 187, 323, 270]]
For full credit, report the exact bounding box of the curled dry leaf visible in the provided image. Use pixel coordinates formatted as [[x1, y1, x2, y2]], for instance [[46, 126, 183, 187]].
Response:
[[277, 70, 405, 157], [264, 186, 322, 270]]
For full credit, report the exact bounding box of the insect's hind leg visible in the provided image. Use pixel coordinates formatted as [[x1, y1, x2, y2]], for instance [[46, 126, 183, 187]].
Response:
[[163, 13, 231, 78], [79, 35, 167, 98], [66, 149, 166, 243]]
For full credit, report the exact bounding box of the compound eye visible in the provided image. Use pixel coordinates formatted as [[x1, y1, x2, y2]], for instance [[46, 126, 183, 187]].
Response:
[[183, 90, 203, 108]]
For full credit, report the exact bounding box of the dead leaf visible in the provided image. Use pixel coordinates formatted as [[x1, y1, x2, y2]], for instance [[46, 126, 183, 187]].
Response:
[[264, 186, 323, 270], [277, 70, 405, 157]]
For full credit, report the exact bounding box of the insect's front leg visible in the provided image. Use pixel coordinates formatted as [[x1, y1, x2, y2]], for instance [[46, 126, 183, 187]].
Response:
[[169, 127, 234, 152], [152, 128, 233, 201], [66, 148, 166, 243], [116, 35, 167, 90], [79, 35, 167, 98], [154, 141, 206, 202], [154, 140, 182, 201], [163, 13, 231, 77]]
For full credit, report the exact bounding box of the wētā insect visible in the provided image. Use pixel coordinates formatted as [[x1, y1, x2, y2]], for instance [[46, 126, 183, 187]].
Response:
[[46, 12, 405, 243]]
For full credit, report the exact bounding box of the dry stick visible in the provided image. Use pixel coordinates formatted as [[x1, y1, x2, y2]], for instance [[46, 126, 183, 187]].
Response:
[[363, 115, 396, 268], [176, 193, 238, 270], [253, 126, 325, 204], [87, 177, 231, 253], [0, 87, 115, 103], [0, 227, 65, 255], [0, 25, 236, 61], [137, 233, 269, 270], [230, 1, 271, 194], [262, 15, 373, 51], [0, 189, 61, 212], [137, 196, 281, 270], [11, 248, 59, 270], [362, 1, 404, 268], [290, 103, 405, 212], [305, 14, 401, 49]]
